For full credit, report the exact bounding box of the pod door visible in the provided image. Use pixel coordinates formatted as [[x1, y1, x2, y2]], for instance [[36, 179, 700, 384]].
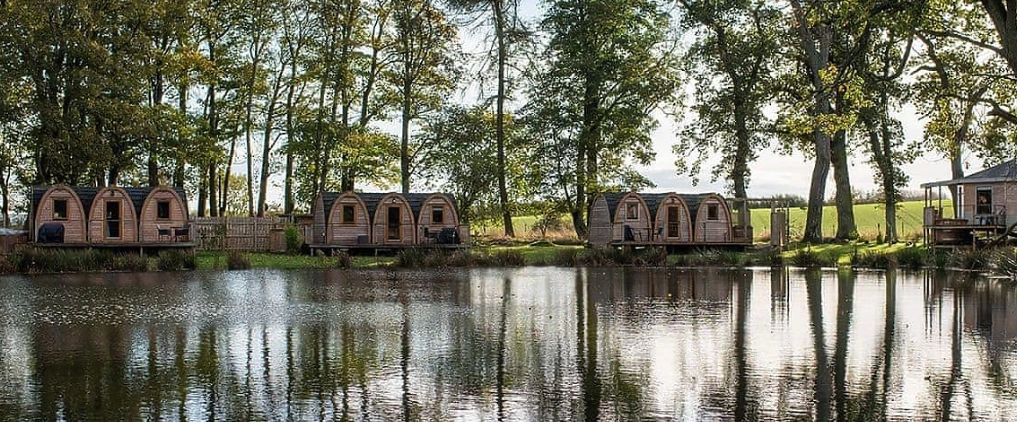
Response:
[[387, 206, 401, 240]]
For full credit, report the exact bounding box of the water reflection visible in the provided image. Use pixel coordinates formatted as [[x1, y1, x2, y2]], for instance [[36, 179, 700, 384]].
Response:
[[0, 268, 1016, 420]]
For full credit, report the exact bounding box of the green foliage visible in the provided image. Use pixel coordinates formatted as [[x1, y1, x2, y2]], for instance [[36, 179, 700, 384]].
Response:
[[949, 248, 991, 271], [0, 254, 15, 275], [790, 247, 839, 268], [416, 106, 504, 222], [334, 251, 353, 270], [226, 251, 252, 270], [16, 249, 148, 273], [156, 250, 197, 272], [284, 225, 303, 254]]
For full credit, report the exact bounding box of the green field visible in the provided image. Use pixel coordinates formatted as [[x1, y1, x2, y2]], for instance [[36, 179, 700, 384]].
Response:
[[474, 200, 951, 242], [750, 200, 951, 241]]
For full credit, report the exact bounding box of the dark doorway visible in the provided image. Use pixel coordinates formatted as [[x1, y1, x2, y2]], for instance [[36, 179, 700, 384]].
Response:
[[106, 201, 121, 238], [667, 206, 680, 238], [388, 206, 401, 240]]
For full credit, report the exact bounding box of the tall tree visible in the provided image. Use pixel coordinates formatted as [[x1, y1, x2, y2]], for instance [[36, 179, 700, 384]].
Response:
[[446, 0, 529, 237], [675, 0, 778, 209], [538, 0, 679, 237], [417, 106, 502, 223], [392, 0, 458, 193]]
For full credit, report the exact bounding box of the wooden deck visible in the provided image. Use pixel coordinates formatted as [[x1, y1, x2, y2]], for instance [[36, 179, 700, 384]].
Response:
[[33, 242, 196, 249], [308, 243, 470, 253]]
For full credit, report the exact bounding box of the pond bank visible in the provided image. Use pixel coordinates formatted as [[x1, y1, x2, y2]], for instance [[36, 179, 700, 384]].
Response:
[[2, 241, 1010, 276]]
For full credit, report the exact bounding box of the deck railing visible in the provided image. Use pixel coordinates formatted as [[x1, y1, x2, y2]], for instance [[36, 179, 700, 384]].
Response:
[[929, 205, 1007, 226]]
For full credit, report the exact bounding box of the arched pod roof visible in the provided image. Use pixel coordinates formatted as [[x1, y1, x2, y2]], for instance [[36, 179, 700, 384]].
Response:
[[404, 192, 460, 221], [34, 186, 187, 219]]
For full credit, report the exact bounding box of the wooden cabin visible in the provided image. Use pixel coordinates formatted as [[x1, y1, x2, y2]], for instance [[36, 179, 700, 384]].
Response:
[[369, 193, 416, 246], [588, 192, 654, 245], [310, 191, 469, 250], [644, 193, 693, 243], [683, 193, 734, 243], [31, 185, 190, 246], [32, 185, 89, 244], [87, 186, 140, 244], [922, 159, 1017, 246], [326, 192, 372, 245], [406, 193, 469, 244], [138, 187, 190, 243]]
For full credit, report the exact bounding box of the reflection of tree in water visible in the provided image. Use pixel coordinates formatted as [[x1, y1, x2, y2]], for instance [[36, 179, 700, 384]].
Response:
[[805, 269, 832, 421]]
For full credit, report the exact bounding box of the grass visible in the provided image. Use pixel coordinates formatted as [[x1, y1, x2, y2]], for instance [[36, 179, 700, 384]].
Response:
[[195, 251, 395, 270], [751, 200, 952, 242], [472, 200, 952, 244]]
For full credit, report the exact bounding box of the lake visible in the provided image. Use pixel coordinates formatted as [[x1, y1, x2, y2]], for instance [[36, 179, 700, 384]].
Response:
[[0, 267, 1015, 420]]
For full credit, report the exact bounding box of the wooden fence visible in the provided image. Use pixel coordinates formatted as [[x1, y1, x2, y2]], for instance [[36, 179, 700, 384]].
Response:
[[193, 217, 290, 251]]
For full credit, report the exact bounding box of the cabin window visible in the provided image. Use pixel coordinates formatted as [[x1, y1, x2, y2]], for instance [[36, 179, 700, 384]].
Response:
[[53, 199, 68, 221], [707, 204, 719, 221], [976, 187, 993, 215], [432, 206, 445, 224], [157, 201, 171, 220], [342, 205, 356, 223], [387, 206, 401, 240], [105, 201, 121, 238], [626, 203, 639, 220]]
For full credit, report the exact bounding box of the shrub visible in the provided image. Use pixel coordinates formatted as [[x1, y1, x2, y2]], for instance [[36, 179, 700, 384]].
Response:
[[895, 247, 927, 270], [156, 250, 196, 271], [334, 251, 352, 269], [395, 248, 428, 268], [285, 225, 303, 254], [791, 247, 838, 268], [852, 250, 892, 270], [489, 250, 526, 267], [14, 248, 149, 273], [227, 250, 251, 270], [949, 248, 991, 271], [0, 255, 15, 274], [547, 248, 581, 266], [992, 248, 1017, 279], [111, 253, 149, 272], [926, 249, 949, 270]]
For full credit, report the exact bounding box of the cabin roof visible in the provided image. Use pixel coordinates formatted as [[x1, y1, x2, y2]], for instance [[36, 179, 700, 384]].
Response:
[[679, 193, 720, 217], [600, 192, 629, 221], [33, 186, 187, 219], [405, 193, 458, 220], [322, 192, 458, 224], [922, 159, 1017, 187], [641, 193, 678, 216]]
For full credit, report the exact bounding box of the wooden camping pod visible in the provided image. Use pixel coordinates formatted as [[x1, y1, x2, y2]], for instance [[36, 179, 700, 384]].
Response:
[[370, 193, 416, 246], [683, 193, 733, 243], [138, 187, 190, 242], [33, 185, 89, 244], [326, 192, 372, 245], [87, 186, 140, 243], [587, 192, 655, 245], [408, 193, 461, 243], [644, 193, 693, 243]]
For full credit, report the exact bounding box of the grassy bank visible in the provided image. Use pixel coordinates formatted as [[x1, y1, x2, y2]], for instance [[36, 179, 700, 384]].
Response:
[[0, 241, 1007, 276]]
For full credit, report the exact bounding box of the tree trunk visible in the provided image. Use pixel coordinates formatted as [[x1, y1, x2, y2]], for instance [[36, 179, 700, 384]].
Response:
[[284, 55, 298, 215], [493, 1, 514, 238], [831, 129, 856, 240], [198, 177, 207, 217], [804, 130, 832, 243], [0, 179, 9, 228], [573, 142, 588, 238], [208, 163, 218, 217], [400, 79, 412, 194]]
